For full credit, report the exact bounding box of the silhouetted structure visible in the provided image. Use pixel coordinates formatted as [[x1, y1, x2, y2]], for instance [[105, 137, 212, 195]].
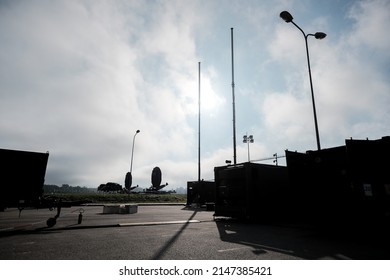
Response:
[[214, 162, 289, 221], [0, 148, 91, 227], [213, 136, 390, 224], [286, 136, 390, 224], [144, 166, 168, 193], [186, 180, 215, 207], [0, 148, 49, 211]]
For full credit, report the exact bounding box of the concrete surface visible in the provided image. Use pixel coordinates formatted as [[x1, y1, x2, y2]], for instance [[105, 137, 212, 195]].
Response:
[[0, 205, 389, 260]]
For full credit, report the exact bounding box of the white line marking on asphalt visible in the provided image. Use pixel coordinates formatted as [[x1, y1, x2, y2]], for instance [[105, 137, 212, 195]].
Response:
[[119, 220, 200, 227], [241, 241, 294, 254], [218, 242, 295, 254], [218, 247, 248, 253]]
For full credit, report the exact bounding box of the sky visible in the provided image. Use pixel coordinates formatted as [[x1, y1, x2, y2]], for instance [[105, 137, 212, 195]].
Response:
[[1, 0, 389, 190]]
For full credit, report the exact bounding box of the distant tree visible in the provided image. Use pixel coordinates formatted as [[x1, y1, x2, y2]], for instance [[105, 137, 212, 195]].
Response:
[[106, 182, 123, 192], [98, 184, 106, 192], [98, 182, 123, 193]]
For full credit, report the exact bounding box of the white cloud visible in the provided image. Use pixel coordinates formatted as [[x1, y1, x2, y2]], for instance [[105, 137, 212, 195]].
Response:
[[0, 1, 206, 187], [263, 0, 390, 150], [1, 0, 389, 189], [347, 0, 390, 53]]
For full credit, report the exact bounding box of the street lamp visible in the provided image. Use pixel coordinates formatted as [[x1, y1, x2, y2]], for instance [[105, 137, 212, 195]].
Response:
[[280, 11, 326, 150], [125, 129, 140, 190], [243, 133, 254, 162]]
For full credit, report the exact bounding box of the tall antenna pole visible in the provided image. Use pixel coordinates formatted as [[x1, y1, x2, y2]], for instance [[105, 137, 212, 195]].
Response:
[[231, 27, 237, 165], [198, 62, 201, 182]]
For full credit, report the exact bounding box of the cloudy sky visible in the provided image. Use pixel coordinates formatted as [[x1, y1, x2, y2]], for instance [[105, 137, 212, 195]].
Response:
[[1, 0, 389, 189]]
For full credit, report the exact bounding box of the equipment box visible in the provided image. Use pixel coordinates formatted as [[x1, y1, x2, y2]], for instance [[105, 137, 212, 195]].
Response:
[[286, 136, 390, 222], [214, 162, 289, 221], [187, 180, 215, 206]]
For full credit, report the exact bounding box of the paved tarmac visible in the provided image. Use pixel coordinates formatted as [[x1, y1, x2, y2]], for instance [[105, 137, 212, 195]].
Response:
[[0, 204, 389, 260]]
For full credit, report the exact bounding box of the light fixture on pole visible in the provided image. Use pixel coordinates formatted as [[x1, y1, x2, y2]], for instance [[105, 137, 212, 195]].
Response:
[[273, 153, 278, 166], [280, 11, 326, 150], [125, 129, 140, 191], [243, 133, 254, 162]]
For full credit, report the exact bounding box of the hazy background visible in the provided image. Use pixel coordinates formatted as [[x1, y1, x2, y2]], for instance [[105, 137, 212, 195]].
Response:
[[1, 0, 389, 189]]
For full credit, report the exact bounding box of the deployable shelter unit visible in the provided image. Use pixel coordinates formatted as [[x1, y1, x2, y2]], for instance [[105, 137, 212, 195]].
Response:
[[346, 137, 390, 219], [286, 136, 390, 223], [214, 162, 289, 221], [286, 145, 350, 222], [0, 148, 49, 210], [186, 180, 216, 206]]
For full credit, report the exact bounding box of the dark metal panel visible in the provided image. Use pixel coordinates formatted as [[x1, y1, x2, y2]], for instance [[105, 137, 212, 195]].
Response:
[[0, 148, 49, 208]]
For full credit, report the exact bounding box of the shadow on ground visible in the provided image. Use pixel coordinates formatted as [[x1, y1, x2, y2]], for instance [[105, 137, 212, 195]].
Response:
[[215, 218, 390, 259]]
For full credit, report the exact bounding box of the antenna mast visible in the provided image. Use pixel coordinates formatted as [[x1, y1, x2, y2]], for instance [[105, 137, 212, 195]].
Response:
[[231, 28, 237, 165], [198, 61, 201, 182]]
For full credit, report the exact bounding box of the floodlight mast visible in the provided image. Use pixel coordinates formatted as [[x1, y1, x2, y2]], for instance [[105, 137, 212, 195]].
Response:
[[243, 133, 254, 162]]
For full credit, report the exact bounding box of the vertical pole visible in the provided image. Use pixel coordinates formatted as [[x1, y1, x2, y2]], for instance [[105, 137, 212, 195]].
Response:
[[198, 62, 201, 182], [291, 21, 322, 150], [304, 35, 321, 150], [126, 130, 139, 190], [247, 139, 250, 162], [130, 133, 137, 173], [231, 28, 237, 165]]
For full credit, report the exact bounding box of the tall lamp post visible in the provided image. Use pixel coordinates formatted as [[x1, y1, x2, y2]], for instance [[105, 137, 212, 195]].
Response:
[[280, 11, 326, 151], [243, 133, 254, 162], [125, 129, 140, 191]]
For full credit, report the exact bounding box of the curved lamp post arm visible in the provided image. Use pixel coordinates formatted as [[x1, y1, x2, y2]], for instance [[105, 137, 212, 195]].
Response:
[[130, 130, 140, 173]]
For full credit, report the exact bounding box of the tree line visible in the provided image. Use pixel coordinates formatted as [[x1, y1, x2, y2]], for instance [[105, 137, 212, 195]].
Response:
[[44, 184, 187, 194], [44, 184, 96, 193]]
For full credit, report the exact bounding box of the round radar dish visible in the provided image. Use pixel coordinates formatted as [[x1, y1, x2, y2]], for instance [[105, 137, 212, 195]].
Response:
[[151, 167, 162, 188]]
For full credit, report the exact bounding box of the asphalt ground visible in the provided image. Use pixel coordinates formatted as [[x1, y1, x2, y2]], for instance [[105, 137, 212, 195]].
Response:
[[0, 204, 389, 260]]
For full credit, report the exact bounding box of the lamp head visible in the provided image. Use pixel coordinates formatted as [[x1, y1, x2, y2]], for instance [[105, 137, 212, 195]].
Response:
[[136, 130, 140, 133], [314, 32, 327, 39], [280, 11, 293, 23]]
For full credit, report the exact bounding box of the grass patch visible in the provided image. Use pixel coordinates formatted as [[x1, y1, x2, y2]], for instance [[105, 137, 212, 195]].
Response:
[[43, 192, 187, 204]]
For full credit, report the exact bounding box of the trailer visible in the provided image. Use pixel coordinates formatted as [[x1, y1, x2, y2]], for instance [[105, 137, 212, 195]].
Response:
[[212, 136, 390, 224], [186, 180, 215, 208], [285, 136, 390, 223], [214, 162, 290, 221], [0, 148, 49, 211], [0, 148, 86, 227]]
